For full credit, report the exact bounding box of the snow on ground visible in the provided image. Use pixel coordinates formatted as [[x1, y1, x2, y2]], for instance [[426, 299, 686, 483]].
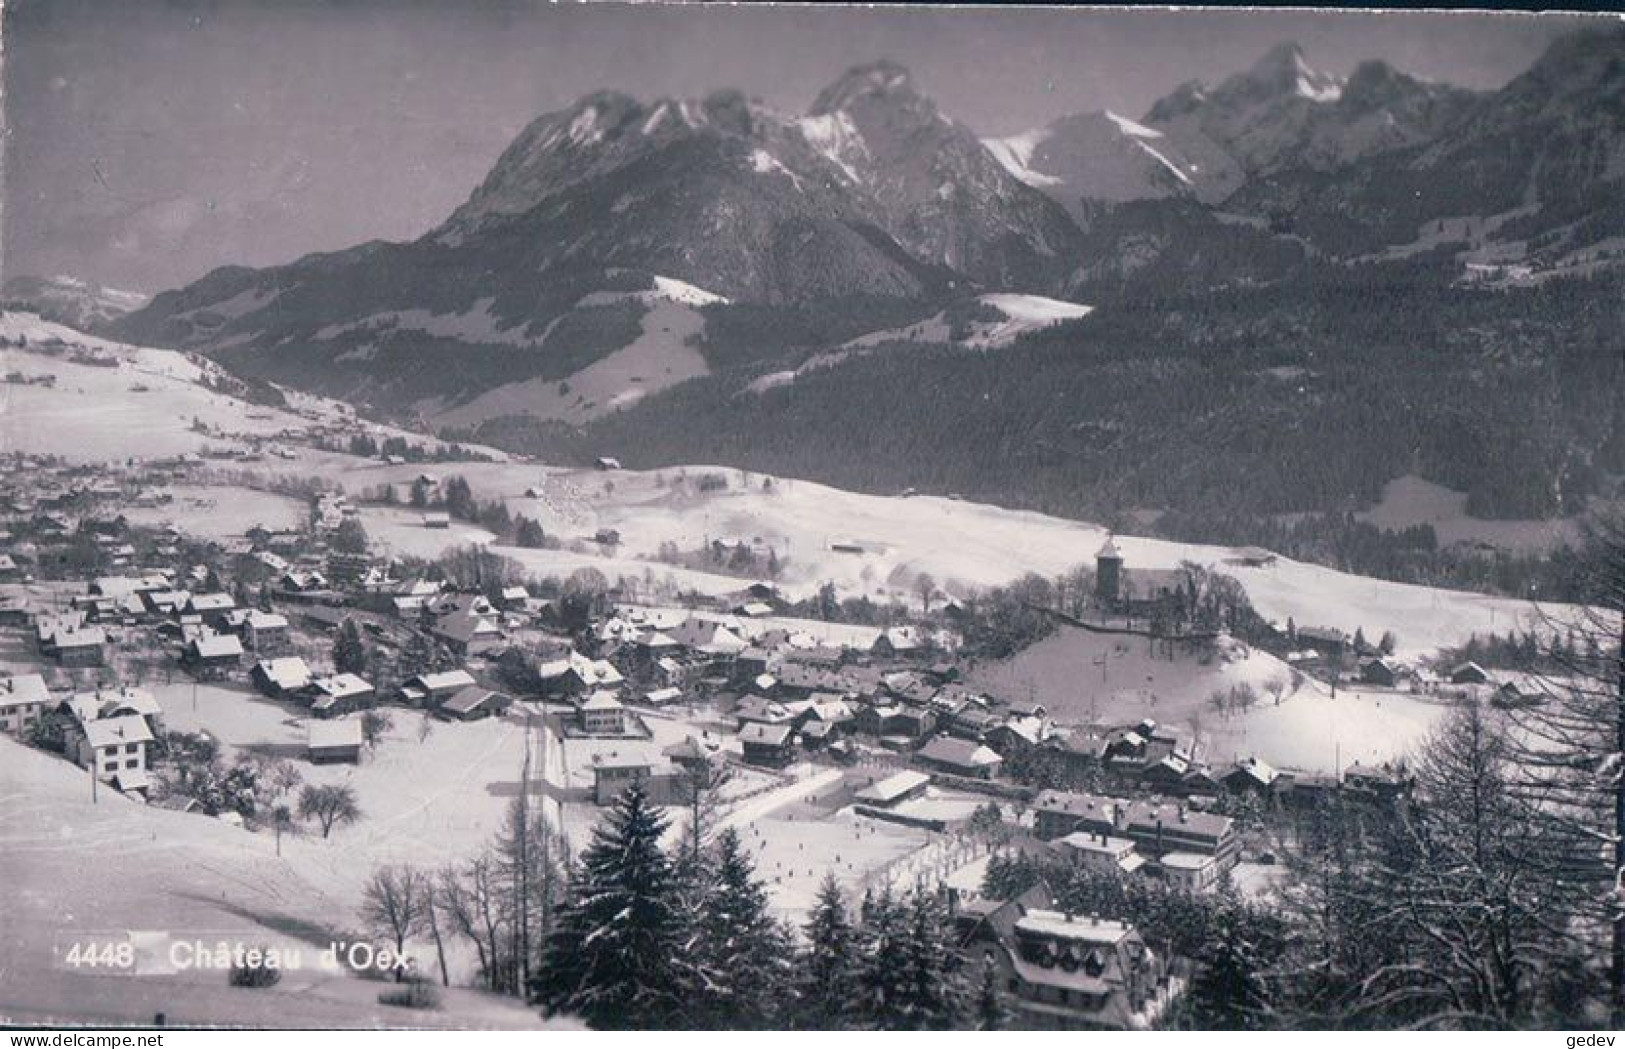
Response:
[[843, 293, 1091, 352], [0, 311, 507, 464], [123, 485, 307, 539], [748, 293, 1092, 394], [738, 806, 931, 923], [0, 736, 554, 1028], [316, 462, 1591, 659], [432, 297, 709, 428], [984, 130, 1064, 188], [969, 625, 1452, 772], [1356, 474, 1580, 554]]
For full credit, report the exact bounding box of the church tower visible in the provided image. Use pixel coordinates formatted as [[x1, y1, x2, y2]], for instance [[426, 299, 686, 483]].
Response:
[[1096, 535, 1123, 606]]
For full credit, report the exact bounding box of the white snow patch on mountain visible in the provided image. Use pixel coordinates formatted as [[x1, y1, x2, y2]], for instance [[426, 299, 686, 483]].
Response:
[[568, 105, 603, 145], [1105, 110, 1164, 139], [1133, 140, 1194, 185], [798, 111, 869, 184], [751, 294, 1092, 394], [651, 275, 730, 307], [1297, 77, 1343, 103], [983, 131, 1063, 188], [749, 149, 804, 190]]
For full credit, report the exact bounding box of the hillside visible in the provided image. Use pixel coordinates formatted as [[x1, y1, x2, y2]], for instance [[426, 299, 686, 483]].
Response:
[[0, 737, 552, 1028], [968, 626, 1449, 771]]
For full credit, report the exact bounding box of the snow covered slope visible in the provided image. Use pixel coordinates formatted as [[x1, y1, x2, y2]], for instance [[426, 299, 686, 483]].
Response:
[[0, 310, 504, 462], [748, 293, 1092, 393], [0, 737, 552, 1028]]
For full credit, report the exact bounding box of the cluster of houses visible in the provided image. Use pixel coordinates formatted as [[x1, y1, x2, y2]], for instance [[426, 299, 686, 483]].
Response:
[[0, 671, 162, 794]]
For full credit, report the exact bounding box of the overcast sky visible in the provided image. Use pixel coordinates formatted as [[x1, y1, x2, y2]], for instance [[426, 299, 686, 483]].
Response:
[[2, 1, 1603, 294]]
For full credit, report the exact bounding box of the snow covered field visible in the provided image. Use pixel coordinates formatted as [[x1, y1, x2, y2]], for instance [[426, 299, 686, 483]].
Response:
[[970, 625, 1452, 771], [0, 737, 555, 1028]]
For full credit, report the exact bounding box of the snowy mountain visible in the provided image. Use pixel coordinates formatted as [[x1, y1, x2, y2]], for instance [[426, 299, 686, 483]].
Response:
[[984, 110, 1220, 217], [1143, 41, 1479, 187], [111, 28, 1625, 426], [2, 274, 149, 330]]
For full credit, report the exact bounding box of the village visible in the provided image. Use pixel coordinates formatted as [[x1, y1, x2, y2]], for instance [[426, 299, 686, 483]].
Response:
[[0, 431, 1567, 1030]]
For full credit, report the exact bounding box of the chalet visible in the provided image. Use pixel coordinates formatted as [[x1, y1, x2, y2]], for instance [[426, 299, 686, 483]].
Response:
[[1222, 756, 1280, 797], [36, 611, 88, 654], [732, 646, 777, 684], [669, 618, 749, 657], [578, 691, 627, 735], [853, 770, 931, 809], [439, 686, 512, 722], [987, 717, 1046, 756], [916, 736, 1004, 780], [1448, 661, 1491, 686], [735, 694, 795, 729], [422, 512, 451, 529], [0, 592, 31, 626], [185, 592, 237, 629], [1278, 769, 1340, 808], [738, 721, 795, 767], [1139, 751, 1194, 791], [280, 569, 329, 594], [497, 586, 530, 612], [662, 734, 721, 773], [0, 673, 51, 737], [1296, 626, 1348, 660], [252, 657, 314, 698], [538, 650, 624, 696], [871, 626, 925, 660], [644, 686, 684, 706], [307, 717, 364, 765], [399, 669, 477, 707], [307, 673, 375, 718], [957, 895, 1174, 1030], [184, 632, 243, 679], [431, 609, 503, 657], [242, 610, 291, 653], [595, 457, 622, 471], [54, 626, 108, 668], [64, 687, 164, 739], [1344, 762, 1415, 803], [1358, 657, 1400, 687], [1493, 674, 1548, 709], [73, 714, 155, 794], [144, 589, 191, 616]]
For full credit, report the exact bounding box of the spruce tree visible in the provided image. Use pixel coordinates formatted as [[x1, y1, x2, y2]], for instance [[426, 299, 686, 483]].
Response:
[[799, 874, 859, 1028], [691, 827, 792, 1028], [533, 786, 684, 1029]]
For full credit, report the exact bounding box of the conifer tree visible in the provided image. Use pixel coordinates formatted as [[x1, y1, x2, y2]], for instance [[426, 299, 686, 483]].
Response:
[[690, 827, 792, 1028], [799, 874, 859, 1028], [533, 786, 684, 1029]]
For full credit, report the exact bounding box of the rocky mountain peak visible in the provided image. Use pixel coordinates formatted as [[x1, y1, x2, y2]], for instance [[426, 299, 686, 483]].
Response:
[[809, 60, 920, 116]]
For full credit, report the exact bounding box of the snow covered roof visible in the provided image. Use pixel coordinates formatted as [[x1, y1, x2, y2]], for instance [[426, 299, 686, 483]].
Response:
[[307, 717, 364, 750], [191, 633, 243, 658], [0, 673, 50, 708], [256, 657, 312, 690], [83, 714, 154, 749]]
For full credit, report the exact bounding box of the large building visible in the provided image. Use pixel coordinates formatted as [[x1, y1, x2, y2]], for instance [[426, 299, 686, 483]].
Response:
[[956, 889, 1178, 1030]]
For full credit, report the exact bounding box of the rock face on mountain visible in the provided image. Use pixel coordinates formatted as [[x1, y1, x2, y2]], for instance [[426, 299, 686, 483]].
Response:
[[985, 110, 1219, 218], [112, 28, 1625, 421], [1143, 42, 1479, 187]]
